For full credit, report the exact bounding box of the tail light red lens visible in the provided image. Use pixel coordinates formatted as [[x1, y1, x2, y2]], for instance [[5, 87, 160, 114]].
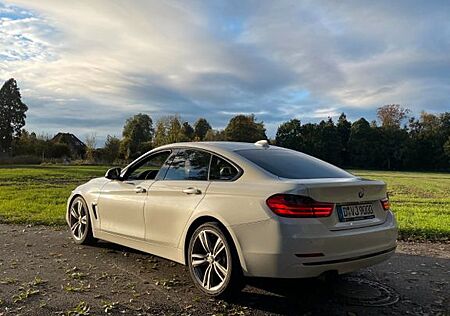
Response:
[[266, 194, 334, 218], [381, 198, 390, 211]]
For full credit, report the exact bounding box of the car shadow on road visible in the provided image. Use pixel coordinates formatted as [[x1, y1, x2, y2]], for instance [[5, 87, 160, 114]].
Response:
[[91, 240, 148, 254], [229, 277, 339, 315], [86, 240, 339, 313]]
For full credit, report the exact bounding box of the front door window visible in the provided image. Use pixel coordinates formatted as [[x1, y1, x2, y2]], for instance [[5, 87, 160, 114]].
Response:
[[125, 151, 171, 181]]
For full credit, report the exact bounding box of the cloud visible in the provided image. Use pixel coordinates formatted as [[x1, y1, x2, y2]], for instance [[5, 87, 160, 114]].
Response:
[[0, 0, 449, 142]]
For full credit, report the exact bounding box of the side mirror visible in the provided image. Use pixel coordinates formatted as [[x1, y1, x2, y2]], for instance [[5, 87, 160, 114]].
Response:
[[105, 167, 121, 180]]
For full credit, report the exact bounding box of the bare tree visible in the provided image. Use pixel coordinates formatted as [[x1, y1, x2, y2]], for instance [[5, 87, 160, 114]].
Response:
[[377, 104, 410, 128], [85, 133, 97, 162]]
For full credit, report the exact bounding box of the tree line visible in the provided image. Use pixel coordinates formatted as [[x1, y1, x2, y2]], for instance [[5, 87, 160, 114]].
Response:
[[1, 78, 449, 170], [96, 113, 267, 163], [276, 106, 449, 170]]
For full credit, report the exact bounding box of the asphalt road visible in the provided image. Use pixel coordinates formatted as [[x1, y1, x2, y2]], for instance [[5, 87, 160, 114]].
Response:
[[0, 224, 448, 316]]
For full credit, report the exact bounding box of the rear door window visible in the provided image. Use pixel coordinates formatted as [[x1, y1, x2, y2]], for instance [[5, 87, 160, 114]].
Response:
[[235, 148, 353, 179], [164, 149, 211, 180]]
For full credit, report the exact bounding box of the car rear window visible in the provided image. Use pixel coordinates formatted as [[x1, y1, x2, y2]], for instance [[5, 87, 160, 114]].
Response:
[[235, 148, 354, 179], [209, 155, 239, 181]]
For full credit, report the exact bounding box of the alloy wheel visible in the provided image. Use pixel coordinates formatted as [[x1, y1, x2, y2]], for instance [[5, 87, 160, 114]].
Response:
[[191, 229, 229, 292], [69, 200, 88, 241]]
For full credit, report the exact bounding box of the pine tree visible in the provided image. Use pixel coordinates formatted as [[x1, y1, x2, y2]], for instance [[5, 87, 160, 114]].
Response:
[[337, 113, 352, 166], [275, 119, 303, 151], [193, 118, 212, 140], [181, 121, 194, 140], [0, 78, 28, 154]]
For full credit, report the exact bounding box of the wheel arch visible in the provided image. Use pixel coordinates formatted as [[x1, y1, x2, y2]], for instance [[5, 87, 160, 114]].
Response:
[[182, 215, 247, 273], [68, 193, 83, 206]]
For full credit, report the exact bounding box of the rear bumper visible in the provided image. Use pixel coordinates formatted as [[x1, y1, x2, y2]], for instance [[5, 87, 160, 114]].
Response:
[[231, 211, 398, 278]]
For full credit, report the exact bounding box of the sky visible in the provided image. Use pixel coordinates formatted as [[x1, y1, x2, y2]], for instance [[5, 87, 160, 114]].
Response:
[[1, 0, 449, 144]]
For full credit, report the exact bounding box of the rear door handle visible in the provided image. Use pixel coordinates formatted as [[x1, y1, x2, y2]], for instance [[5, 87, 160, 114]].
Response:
[[182, 187, 201, 195], [135, 186, 147, 194]]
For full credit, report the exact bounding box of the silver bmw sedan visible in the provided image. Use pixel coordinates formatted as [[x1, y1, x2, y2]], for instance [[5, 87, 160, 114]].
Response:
[[67, 140, 398, 297]]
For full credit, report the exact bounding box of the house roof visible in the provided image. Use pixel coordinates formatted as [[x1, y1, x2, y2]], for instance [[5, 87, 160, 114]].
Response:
[[51, 133, 86, 148]]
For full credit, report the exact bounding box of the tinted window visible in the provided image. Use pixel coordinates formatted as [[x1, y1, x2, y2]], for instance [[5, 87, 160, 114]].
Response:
[[126, 151, 171, 180], [165, 149, 211, 181], [235, 148, 354, 179], [210, 155, 239, 180]]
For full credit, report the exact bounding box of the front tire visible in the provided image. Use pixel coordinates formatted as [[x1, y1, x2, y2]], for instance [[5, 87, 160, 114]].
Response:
[[187, 222, 244, 297], [68, 196, 95, 245]]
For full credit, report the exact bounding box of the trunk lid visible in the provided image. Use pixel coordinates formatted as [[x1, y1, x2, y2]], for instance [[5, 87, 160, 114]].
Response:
[[283, 177, 388, 230]]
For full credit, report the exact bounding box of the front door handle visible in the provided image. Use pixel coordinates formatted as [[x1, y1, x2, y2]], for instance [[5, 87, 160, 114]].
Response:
[[182, 187, 201, 195], [135, 186, 147, 194]]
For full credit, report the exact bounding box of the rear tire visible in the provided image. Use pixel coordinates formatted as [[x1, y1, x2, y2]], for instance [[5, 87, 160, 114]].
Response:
[[187, 222, 244, 297], [68, 196, 96, 245]]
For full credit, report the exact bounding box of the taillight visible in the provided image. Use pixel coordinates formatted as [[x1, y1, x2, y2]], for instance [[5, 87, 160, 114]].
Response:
[[381, 198, 390, 211], [266, 194, 334, 218]]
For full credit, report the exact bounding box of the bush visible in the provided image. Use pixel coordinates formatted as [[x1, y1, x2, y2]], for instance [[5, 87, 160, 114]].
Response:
[[47, 143, 71, 159], [0, 155, 42, 164]]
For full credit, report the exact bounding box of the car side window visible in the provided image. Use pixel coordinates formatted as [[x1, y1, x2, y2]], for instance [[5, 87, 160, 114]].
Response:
[[164, 149, 211, 181], [126, 151, 171, 181], [209, 155, 239, 181]]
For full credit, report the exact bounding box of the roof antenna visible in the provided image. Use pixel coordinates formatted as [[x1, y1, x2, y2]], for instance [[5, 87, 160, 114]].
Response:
[[254, 140, 269, 149]]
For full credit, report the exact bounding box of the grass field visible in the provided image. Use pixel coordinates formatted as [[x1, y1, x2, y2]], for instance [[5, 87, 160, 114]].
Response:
[[0, 165, 106, 225], [350, 170, 450, 241], [0, 165, 448, 241]]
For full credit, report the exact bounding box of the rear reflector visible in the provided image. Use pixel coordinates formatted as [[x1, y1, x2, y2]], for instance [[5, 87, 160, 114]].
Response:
[[266, 194, 334, 218], [380, 198, 390, 211]]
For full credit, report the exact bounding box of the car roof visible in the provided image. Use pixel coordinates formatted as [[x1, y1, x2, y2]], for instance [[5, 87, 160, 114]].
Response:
[[146, 141, 287, 181], [154, 141, 273, 176], [156, 141, 278, 152]]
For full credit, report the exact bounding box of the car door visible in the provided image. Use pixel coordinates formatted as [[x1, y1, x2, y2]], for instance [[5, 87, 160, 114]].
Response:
[[97, 150, 171, 239], [144, 149, 211, 247]]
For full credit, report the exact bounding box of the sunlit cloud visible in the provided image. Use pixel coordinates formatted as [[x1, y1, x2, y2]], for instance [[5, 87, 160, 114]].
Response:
[[0, 0, 449, 143]]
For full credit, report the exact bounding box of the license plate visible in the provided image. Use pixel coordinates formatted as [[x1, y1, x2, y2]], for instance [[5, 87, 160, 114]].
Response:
[[338, 203, 375, 222]]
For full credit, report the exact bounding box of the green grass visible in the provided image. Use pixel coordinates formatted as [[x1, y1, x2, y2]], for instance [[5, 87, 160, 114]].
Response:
[[351, 170, 450, 242], [0, 165, 448, 241], [0, 165, 106, 225]]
